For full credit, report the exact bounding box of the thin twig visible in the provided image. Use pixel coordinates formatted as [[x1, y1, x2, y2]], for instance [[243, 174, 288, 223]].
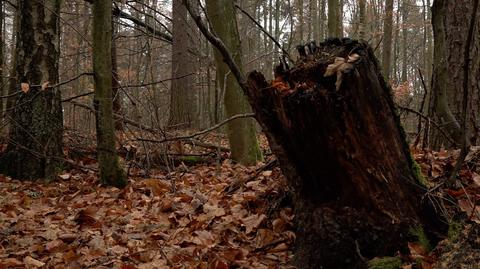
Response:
[[413, 68, 429, 147], [0, 72, 94, 99], [396, 105, 457, 147], [234, 4, 292, 63], [136, 113, 256, 144], [184, 0, 247, 87]]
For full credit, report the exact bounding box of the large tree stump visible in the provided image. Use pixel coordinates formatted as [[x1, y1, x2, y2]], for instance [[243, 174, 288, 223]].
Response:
[[246, 39, 443, 268]]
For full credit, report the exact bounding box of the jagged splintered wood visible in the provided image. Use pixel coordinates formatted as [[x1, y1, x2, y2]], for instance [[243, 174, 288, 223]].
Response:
[[246, 38, 445, 268]]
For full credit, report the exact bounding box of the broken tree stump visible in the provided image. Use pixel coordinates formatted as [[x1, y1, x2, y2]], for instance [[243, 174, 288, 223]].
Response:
[[246, 39, 444, 268]]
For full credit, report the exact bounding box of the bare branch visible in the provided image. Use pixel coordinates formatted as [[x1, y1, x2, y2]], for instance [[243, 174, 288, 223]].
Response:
[[0, 72, 94, 99], [234, 4, 292, 63], [183, 0, 247, 87], [136, 113, 256, 144], [113, 6, 173, 43]]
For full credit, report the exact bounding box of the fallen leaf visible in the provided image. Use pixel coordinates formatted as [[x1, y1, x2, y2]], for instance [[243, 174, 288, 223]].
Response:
[[211, 260, 229, 269], [23, 256, 45, 268], [46, 239, 64, 252], [0, 258, 23, 267], [144, 179, 169, 196], [458, 199, 480, 223], [348, 53, 361, 63], [472, 173, 480, 187], [323, 57, 354, 91], [408, 242, 428, 259], [75, 206, 100, 228], [41, 81, 49, 91], [59, 173, 71, 180], [241, 214, 266, 234], [267, 242, 288, 253], [262, 170, 273, 177], [21, 83, 30, 93]]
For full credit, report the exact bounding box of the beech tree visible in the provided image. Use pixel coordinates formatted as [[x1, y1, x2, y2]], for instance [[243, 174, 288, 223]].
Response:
[[169, 0, 197, 127], [327, 0, 342, 37], [382, 0, 394, 81], [205, 0, 263, 165], [430, 0, 480, 148], [0, 0, 3, 113], [0, 0, 63, 181], [92, 0, 127, 188]]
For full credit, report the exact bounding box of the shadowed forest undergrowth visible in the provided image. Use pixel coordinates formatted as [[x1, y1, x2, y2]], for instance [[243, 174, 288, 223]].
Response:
[[1, 133, 479, 268]]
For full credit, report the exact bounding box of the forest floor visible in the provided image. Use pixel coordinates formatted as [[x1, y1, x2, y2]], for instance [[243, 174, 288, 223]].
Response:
[[0, 132, 479, 269]]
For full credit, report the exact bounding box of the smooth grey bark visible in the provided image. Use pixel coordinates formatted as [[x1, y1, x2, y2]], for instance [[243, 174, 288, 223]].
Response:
[[205, 0, 263, 165], [169, 0, 197, 127], [401, 0, 409, 82], [382, 0, 394, 81], [327, 0, 341, 37], [358, 0, 366, 40], [0, 1, 4, 115]]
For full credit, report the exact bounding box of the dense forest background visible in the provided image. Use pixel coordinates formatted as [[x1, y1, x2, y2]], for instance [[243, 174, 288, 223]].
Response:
[[0, 0, 442, 145]]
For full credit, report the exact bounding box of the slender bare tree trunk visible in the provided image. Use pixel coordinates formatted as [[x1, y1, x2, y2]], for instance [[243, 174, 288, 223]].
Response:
[[358, 0, 366, 40], [0, 1, 4, 115], [169, 0, 197, 128], [382, 0, 394, 81], [93, 0, 127, 188], [401, 0, 409, 82], [327, 0, 341, 37], [206, 0, 263, 165], [111, 15, 123, 131], [297, 0, 304, 41]]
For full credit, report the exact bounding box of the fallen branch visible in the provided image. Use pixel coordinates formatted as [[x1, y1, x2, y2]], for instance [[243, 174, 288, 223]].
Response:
[[225, 158, 278, 194]]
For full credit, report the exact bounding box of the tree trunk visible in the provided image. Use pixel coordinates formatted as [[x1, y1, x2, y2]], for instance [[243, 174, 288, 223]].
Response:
[[112, 15, 123, 131], [93, 0, 127, 188], [327, 0, 341, 37], [401, 0, 409, 82], [0, 0, 63, 181], [312, 0, 319, 41], [0, 0, 4, 115], [169, 0, 197, 128], [5, 0, 18, 124], [246, 39, 443, 268], [319, 0, 326, 40], [297, 0, 304, 41], [431, 0, 480, 147], [382, 0, 394, 81], [206, 0, 263, 165], [430, 0, 463, 148], [358, 0, 366, 40]]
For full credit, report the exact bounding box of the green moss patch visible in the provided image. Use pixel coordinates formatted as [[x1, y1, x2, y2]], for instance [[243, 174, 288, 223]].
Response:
[[367, 257, 402, 269], [409, 225, 432, 251], [448, 221, 462, 242]]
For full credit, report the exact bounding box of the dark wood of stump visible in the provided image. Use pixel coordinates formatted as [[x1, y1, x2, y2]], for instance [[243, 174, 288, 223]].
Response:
[[246, 39, 444, 268]]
